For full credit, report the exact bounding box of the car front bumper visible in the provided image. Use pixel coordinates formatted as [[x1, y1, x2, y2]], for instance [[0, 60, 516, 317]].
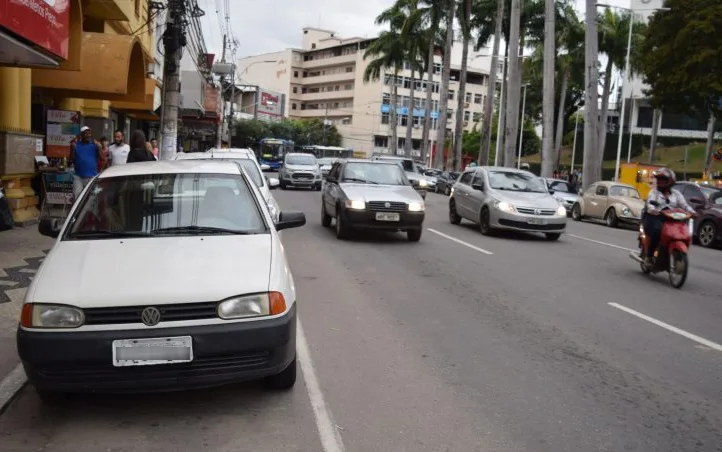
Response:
[[17, 304, 297, 393], [282, 174, 322, 187], [491, 209, 567, 233], [341, 208, 425, 231]]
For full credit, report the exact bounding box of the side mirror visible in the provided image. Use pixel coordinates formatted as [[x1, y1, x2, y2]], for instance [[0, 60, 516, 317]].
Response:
[[548, 189, 555, 195], [275, 211, 306, 231], [260, 164, 271, 171], [471, 182, 484, 191], [689, 197, 705, 205], [38, 218, 61, 238], [267, 177, 280, 189], [326, 175, 336, 183]]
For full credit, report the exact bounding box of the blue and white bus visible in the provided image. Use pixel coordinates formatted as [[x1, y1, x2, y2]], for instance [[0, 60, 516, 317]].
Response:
[[258, 138, 294, 171]]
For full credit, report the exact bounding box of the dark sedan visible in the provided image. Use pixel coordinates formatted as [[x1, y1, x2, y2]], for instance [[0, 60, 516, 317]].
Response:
[[321, 159, 425, 241], [435, 171, 460, 196], [677, 182, 722, 248]]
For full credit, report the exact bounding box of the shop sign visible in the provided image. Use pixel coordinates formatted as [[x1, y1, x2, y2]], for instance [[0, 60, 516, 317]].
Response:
[[0, 0, 71, 59], [46, 108, 80, 158]]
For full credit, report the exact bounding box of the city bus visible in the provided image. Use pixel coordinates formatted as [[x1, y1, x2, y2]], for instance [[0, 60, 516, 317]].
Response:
[[298, 145, 354, 159], [258, 138, 294, 171]]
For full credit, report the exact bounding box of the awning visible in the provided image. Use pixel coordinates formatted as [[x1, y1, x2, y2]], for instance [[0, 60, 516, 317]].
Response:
[[32, 32, 146, 103], [112, 78, 162, 120]]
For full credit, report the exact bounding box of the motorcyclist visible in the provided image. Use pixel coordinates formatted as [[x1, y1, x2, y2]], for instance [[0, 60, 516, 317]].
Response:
[[642, 168, 695, 266]]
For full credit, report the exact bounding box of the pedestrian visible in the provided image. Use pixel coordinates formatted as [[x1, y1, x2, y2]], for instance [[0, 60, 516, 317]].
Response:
[[145, 141, 158, 160], [150, 138, 159, 158], [98, 137, 109, 172], [126, 130, 156, 163], [70, 126, 106, 198], [108, 130, 130, 166]]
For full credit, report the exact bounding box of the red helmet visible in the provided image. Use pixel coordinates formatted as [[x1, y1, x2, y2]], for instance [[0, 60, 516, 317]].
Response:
[[652, 167, 675, 189]]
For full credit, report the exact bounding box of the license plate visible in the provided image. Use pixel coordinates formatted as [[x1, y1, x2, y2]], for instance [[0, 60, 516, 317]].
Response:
[[376, 212, 400, 222], [112, 336, 193, 367], [527, 218, 547, 225]]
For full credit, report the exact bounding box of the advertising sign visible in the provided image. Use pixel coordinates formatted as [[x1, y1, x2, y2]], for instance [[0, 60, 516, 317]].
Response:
[[0, 0, 71, 59], [46, 108, 80, 158], [256, 88, 283, 122]]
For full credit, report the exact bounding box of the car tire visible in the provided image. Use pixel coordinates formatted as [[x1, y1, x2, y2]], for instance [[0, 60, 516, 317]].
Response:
[[449, 200, 462, 225], [264, 356, 297, 390], [605, 208, 619, 228], [545, 233, 561, 241], [280, 181, 287, 190], [571, 203, 583, 221], [335, 209, 350, 240], [697, 220, 717, 248], [321, 203, 332, 227], [479, 207, 492, 236], [36, 388, 68, 406], [407, 228, 422, 242]]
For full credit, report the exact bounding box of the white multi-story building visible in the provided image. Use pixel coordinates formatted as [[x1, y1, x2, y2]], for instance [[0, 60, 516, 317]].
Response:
[[237, 27, 493, 157]]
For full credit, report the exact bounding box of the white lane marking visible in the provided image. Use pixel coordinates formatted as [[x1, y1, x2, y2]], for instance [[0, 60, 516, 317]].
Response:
[[297, 318, 345, 452], [609, 303, 722, 352], [0, 364, 27, 413], [427, 228, 494, 255], [567, 233, 636, 253]]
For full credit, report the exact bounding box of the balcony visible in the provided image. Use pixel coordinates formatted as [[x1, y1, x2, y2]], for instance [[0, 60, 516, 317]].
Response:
[[302, 71, 355, 85], [84, 0, 134, 21], [303, 53, 357, 69], [301, 91, 354, 102], [294, 107, 352, 118]]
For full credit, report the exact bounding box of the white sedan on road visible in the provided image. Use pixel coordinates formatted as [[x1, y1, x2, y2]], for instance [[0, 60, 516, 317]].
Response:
[[19, 160, 306, 403]]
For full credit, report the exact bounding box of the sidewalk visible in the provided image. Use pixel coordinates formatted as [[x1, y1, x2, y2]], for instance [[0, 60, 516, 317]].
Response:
[[0, 226, 54, 408]]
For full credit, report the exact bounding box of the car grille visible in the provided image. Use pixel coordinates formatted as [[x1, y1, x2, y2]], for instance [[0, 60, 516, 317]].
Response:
[[499, 219, 565, 231], [367, 201, 408, 212], [515, 207, 557, 216], [84, 302, 219, 325], [292, 173, 314, 180]]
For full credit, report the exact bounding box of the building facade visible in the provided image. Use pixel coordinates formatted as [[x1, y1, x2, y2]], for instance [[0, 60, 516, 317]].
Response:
[[237, 27, 491, 157]]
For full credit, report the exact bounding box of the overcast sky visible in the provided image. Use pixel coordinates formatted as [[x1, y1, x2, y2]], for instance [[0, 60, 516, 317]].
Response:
[[199, 0, 631, 58]]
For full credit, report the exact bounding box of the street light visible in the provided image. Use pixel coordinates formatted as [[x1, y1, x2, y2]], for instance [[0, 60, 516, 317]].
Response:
[[597, 3, 670, 181], [517, 84, 529, 169]]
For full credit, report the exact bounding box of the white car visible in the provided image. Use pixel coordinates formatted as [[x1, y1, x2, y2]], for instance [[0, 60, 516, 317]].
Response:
[[176, 150, 281, 221], [21, 160, 306, 402]]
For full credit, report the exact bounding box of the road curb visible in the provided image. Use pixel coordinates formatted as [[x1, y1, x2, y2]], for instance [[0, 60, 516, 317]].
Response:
[[0, 364, 27, 415]]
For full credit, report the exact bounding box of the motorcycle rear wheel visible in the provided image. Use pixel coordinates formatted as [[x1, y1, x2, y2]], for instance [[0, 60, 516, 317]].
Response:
[[668, 250, 688, 289]]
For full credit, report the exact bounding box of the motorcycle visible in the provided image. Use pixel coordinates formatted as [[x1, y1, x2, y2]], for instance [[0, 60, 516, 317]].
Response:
[[629, 203, 693, 289]]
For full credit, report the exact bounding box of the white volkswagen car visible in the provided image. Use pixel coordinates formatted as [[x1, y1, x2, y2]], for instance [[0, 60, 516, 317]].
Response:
[[176, 150, 281, 221], [19, 160, 306, 402]]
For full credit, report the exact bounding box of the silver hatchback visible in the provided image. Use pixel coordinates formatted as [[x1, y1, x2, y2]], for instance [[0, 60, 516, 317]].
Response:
[[449, 167, 567, 240]]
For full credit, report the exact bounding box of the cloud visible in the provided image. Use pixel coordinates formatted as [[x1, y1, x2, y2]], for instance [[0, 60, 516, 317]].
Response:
[[200, 0, 390, 57]]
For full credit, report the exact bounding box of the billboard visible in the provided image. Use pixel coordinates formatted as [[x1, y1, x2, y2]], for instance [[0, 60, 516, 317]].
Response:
[[256, 88, 284, 122], [0, 0, 71, 59]]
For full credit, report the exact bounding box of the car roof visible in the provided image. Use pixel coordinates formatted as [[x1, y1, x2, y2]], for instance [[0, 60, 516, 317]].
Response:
[[207, 147, 254, 154], [373, 155, 412, 161], [285, 152, 315, 156], [596, 180, 635, 189], [341, 158, 400, 165], [99, 160, 242, 178]]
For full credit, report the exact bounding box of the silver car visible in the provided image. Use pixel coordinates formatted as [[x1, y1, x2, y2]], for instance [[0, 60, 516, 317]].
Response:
[[545, 178, 580, 215], [279, 153, 323, 190], [449, 167, 567, 240]]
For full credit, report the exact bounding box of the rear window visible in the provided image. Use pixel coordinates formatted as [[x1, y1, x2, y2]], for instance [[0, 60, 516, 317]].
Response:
[[65, 173, 267, 239]]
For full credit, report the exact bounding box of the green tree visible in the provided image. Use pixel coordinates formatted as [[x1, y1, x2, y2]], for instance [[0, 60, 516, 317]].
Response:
[[232, 118, 342, 149]]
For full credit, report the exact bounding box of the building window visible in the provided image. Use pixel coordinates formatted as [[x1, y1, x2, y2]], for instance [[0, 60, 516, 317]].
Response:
[[293, 87, 298, 93], [433, 63, 441, 75], [342, 117, 352, 125], [301, 104, 307, 110], [432, 118, 438, 129], [474, 93, 482, 104], [374, 136, 388, 148], [400, 115, 409, 126], [381, 113, 390, 124], [448, 90, 455, 100], [293, 71, 299, 78], [311, 43, 316, 49], [464, 111, 470, 121], [292, 103, 297, 110], [345, 66, 354, 72], [382, 93, 390, 105], [465, 92, 472, 103], [413, 116, 422, 127], [447, 109, 453, 119], [344, 84, 353, 90]]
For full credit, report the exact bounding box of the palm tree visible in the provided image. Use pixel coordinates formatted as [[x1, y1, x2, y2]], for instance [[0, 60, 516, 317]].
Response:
[[363, 17, 407, 155], [504, 0, 522, 167], [453, 0, 472, 171], [477, 0, 504, 166], [540, 0, 555, 177], [434, 0, 457, 168], [583, 0, 601, 190]]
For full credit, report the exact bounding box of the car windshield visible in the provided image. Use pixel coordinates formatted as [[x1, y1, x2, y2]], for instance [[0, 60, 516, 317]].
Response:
[[173, 156, 263, 188], [65, 173, 267, 240], [378, 158, 414, 172], [488, 171, 547, 193], [707, 190, 722, 205], [550, 181, 573, 193], [341, 162, 408, 185], [610, 185, 640, 198], [700, 186, 720, 200], [286, 154, 317, 166], [319, 158, 334, 165]]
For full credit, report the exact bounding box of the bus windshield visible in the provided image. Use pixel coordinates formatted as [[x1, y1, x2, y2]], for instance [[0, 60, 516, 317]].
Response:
[[259, 139, 293, 162]]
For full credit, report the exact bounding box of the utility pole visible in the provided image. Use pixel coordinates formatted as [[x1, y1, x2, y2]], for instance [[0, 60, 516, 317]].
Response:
[[216, 34, 227, 149], [159, 0, 186, 160], [227, 68, 235, 145]]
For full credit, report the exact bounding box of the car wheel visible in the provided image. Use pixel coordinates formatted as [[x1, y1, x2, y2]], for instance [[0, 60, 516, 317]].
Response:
[[335, 209, 350, 240], [545, 233, 561, 241], [36, 388, 68, 406], [280, 181, 287, 190], [449, 200, 462, 225], [698, 220, 717, 248], [479, 207, 492, 235], [321, 202, 332, 227], [571, 203, 583, 221], [264, 356, 297, 390], [407, 228, 422, 242], [605, 208, 619, 228]]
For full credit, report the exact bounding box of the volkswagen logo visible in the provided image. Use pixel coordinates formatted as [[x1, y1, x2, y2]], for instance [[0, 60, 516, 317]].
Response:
[[534, 209, 541, 215], [141, 307, 161, 326], [385, 202, 391, 208]]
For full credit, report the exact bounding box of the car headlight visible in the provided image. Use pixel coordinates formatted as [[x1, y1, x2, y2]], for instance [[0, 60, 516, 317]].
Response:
[[621, 207, 631, 217], [20, 303, 84, 328], [494, 200, 516, 213], [217, 292, 287, 319], [556, 205, 567, 216], [418, 179, 428, 187], [450, 186, 454, 196], [345, 199, 365, 210], [408, 201, 425, 212]]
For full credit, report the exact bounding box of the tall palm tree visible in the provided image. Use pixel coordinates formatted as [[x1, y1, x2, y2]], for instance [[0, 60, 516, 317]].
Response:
[[583, 0, 601, 190], [363, 21, 407, 155], [504, 0, 522, 167], [540, 0, 555, 177], [434, 0, 457, 168], [453, 0, 472, 171], [477, 0, 504, 166]]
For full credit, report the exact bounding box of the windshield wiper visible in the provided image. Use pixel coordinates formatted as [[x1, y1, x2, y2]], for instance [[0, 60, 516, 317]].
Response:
[[151, 226, 256, 235], [68, 230, 150, 239], [343, 178, 378, 184]]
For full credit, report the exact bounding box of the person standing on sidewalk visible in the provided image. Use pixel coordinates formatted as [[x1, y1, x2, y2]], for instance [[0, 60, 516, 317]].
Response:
[[150, 138, 159, 159], [108, 130, 130, 166], [126, 130, 156, 163], [70, 126, 105, 198]]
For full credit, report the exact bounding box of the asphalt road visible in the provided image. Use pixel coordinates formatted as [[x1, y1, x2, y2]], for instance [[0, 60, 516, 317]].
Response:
[[1, 187, 720, 451]]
